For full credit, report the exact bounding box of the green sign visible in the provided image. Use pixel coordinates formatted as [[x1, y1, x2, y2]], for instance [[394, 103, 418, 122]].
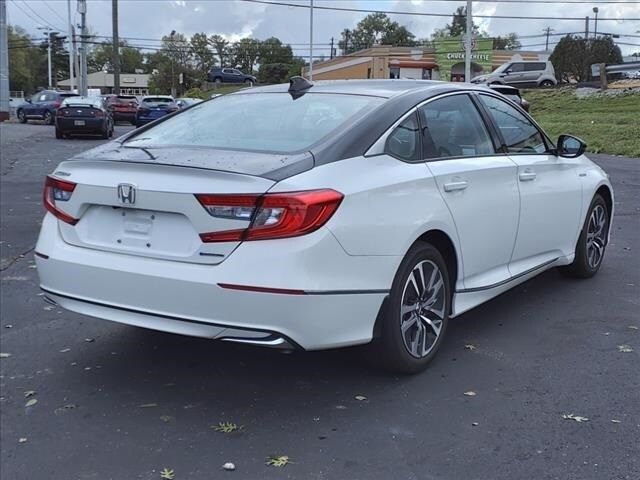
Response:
[[434, 36, 494, 81]]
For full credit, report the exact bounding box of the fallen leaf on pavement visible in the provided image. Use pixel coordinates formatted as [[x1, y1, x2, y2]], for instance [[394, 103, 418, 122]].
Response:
[[222, 462, 236, 471], [159, 468, 175, 479], [266, 455, 292, 467], [18, 438, 27, 444], [139, 403, 158, 408], [24, 391, 36, 398], [354, 395, 367, 401], [611, 419, 621, 423], [617, 345, 633, 353], [160, 415, 173, 423], [472, 422, 479, 426], [25, 398, 38, 407], [464, 344, 476, 350], [463, 391, 477, 397], [84, 338, 95, 343], [562, 413, 589, 422], [59, 348, 71, 353], [212, 422, 242, 433], [628, 326, 638, 330], [0, 353, 11, 358]]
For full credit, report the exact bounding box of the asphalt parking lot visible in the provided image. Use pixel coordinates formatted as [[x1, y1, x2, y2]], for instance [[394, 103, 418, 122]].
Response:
[[1, 122, 638, 480]]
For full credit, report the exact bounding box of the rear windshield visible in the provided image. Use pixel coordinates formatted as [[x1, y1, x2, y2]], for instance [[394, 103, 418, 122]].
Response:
[[61, 96, 102, 108], [115, 96, 138, 103], [125, 92, 383, 153], [143, 97, 172, 104]]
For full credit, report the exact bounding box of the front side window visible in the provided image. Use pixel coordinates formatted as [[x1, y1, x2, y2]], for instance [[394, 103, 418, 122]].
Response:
[[384, 113, 420, 161], [418, 94, 495, 159], [509, 63, 525, 73], [479, 94, 547, 154], [125, 93, 383, 154]]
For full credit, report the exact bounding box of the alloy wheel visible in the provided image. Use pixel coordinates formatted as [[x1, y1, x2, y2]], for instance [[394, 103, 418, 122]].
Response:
[[400, 260, 446, 358], [44, 112, 52, 125], [586, 204, 607, 269]]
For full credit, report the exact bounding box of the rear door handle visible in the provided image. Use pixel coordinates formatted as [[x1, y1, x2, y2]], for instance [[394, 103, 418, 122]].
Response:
[[443, 180, 468, 192], [519, 170, 537, 182]]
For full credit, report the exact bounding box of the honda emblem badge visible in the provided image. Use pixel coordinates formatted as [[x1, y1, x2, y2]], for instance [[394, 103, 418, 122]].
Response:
[[117, 183, 136, 205]]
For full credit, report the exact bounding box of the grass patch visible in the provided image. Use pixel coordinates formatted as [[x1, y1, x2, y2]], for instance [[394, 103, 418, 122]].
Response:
[[522, 87, 640, 157]]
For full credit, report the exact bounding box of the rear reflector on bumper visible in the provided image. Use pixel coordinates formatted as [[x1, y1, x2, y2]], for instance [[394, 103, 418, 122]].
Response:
[[196, 189, 343, 243], [218, 283, 307, 295]]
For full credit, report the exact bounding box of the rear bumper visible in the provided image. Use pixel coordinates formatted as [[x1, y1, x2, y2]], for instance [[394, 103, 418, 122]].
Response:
[[57, 118, 105, 132], [113, 112, 136, 122], [36, 214, 396, 350], [136, 115, 167, 125]]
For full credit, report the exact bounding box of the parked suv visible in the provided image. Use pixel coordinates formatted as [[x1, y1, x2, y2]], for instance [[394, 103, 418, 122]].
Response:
[[472, 61, 557, 88], [207, 67, 256, 85], [103, 94, 139, 124], [17, 91, 81, 125]]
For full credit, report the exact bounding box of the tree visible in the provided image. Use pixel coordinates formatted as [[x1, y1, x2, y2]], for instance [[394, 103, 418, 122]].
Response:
[[338, 13, 416, 54], [493, 33, 521, 50], [148, 32, 197, 95], [88, 41, 144, 73], [230, 37, 261, 73], [210, 34, 229, 66], [259, 37, 294, 65], [7, 25, 46, 93], [432, 6, 481, 39], [190, 32, 216, 82], [550, 35, 622, 83]]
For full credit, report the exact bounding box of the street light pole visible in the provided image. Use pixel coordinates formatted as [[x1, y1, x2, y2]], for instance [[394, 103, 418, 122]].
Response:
[[593, 7, 599, 39], [464, 0, 472, 82], [37, 26, 53, 88], [112, 0, 120, 94], [309, 0, 314, 80], [67, 0, 74, 91]]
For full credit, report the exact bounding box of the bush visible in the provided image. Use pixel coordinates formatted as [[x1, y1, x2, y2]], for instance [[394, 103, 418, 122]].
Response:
[[258, 63, 291, 84]]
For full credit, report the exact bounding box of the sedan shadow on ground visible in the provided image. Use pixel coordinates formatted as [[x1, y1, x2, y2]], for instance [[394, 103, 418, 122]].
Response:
[[62, 267, 573, 409]]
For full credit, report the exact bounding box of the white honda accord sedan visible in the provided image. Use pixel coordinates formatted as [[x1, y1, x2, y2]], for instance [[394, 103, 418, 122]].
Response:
[[36, 78, 613, 373]]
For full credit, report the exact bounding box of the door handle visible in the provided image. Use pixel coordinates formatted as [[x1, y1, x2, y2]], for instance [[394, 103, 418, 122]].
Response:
[[519, 170, 537, 182], [443, 180, 468, 192]]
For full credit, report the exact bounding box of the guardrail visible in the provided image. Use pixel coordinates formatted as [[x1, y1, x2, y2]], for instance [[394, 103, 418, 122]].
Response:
[[591, 61, 640, 89]]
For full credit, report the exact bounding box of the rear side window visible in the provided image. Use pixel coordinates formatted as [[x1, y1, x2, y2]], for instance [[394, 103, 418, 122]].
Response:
[[385, 113, 420, 161], [524, 63, 547, 72], [479, 94, 547, 154], [126, 93, 384, 154], [418, 94, 495, 159]]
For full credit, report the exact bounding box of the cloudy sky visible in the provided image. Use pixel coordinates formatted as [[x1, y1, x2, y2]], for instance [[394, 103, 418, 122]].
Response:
[[7, 0, 640, 56]]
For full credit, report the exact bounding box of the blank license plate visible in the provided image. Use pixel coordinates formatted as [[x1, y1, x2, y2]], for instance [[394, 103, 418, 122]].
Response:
[[74, 120, 85, 126]]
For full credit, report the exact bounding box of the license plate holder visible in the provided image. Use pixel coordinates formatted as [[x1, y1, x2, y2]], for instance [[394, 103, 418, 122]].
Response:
[[74, 120, 85, 126]]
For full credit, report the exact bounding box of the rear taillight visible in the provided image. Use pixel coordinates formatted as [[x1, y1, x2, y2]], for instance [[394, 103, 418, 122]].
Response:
[[196, 189, 343, 242], [43, 176, 78, 225], [92, 109, 104, 117], [59, 108, 70, 116]]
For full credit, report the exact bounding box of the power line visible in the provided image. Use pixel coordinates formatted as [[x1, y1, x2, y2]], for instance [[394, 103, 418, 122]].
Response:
[[240, 0, 640, 21], [41, 0, 67, 25], [14, 0, 65, 32]]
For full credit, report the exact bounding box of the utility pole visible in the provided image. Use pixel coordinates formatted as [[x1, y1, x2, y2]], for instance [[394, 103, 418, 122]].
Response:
[[67, 0, 74, 91], [309, 0, 314, 80], [330, 37, 334, 59], [0, 0, 9, 122], [112, 0, 120, 94], [37, 26, 54, 88], [73, 25, 80, 93], [584, 16, 590, 39], [344, 31, 350, 55], [593, 7, 599, 39], [543, 27, 554, 51], [78, 0, 88, 96], [464, 0, 472, 82]]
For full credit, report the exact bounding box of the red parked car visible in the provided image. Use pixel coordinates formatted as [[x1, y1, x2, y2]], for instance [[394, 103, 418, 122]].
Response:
[[103, 94, 139, 124]]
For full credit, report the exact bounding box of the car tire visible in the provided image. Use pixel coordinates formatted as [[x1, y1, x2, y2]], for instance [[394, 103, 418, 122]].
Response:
[[539, 80, 555, 87], [214, 77, 222, 85], [244, 79, 253, 85], [44, 111, 53, 125], [561, 194, 609, 279], [55, 127, 64, 139], [17, 109, 27, 124], [371, 242, 450, 374]]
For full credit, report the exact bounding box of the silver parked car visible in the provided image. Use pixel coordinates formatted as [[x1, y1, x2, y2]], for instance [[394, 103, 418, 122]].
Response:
[[472, 60, 557, 88]]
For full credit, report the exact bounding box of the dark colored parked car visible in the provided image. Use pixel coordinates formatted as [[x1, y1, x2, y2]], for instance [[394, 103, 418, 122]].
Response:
[[55, 96, 114, 139], [135, 96, 175, 127], [17, 90, 80, 125], [207, 67, 256, 85], [488, 84, 530, 112], [170, 97, 203, 110], [103, 94, 139, 124]]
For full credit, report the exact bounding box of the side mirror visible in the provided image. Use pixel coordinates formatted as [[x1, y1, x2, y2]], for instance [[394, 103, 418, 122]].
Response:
[[556, 134, 587, 158], [25, 98, 32, 103]]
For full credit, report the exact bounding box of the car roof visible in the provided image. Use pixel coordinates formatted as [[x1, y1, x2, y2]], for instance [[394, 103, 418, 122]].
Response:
[[236, 79, 489, 99]]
